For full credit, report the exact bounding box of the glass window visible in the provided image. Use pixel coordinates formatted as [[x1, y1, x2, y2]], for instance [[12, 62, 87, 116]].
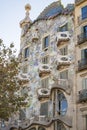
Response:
[[85, 115, 87, 130], [57, 91, 68, 116], [57, 121, 66, 130], [23, 66, 28, 73], [24, 47, 29, 58], [81, 48, 87, 59], [38, 127, 45, 130], [29, 128, 36, 130], [59, 23, 68, 32], [60, 46, 68, 55], [41, 77, 49, 88], [82, 6, 87, 20], [40, 102, 48, 116], [82, 78, 87, 89], [43, 36, 49, 49], [60, 70, 68, 79], [42, 56, 49, 64]]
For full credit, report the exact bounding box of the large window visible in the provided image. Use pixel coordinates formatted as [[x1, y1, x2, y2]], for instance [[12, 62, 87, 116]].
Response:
[[57, 91, 68, 116], [40, 102, 48, 116], [24, 47, 29, 58], [42, 36, 50, 50], [38, 127, 46, 130], [29, 128, 36, 130], [60, 46, 68, 55], [81, 48, 87, 60], [59, 23, 68, 32], [42, 56, 49, 64], [57, 121, 66, 130], [23, 66, 28, 73], [85, 115, 87, 130], [41, 77, 49, 88], [82, 78, 87, 89], [82, 6, 87, 20], [60, 70, 68, 79]]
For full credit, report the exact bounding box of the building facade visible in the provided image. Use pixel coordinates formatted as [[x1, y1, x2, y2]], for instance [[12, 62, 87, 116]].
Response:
[[18, 1, 76, 130], [75, 0, 87, 130]]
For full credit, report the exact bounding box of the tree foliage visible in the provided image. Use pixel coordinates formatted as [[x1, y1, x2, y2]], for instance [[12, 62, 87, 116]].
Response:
[[0, 39, 29, 120]]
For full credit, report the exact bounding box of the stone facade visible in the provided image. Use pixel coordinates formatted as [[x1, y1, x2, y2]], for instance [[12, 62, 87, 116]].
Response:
[[75, 0, 87, 130], [17, 1, 76, 130]]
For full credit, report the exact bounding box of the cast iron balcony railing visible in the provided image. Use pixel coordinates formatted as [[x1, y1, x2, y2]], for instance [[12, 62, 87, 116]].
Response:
[[75, 0, 85, 5], [78, 89, 87, 102], [78, 58, 87, 71], [77, 32, 87, 45]]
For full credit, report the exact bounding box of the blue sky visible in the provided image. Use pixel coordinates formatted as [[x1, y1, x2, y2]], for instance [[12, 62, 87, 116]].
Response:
[[0, 0, 74, 54]]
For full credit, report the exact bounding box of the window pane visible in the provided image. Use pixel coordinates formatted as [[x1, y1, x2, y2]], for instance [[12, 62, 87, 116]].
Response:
[[40, 102, 48, 116], [60, 70, 68, 79], [25, 47, 29, 58], [43, 36, 49, 49], [82, 6, 87, 19]]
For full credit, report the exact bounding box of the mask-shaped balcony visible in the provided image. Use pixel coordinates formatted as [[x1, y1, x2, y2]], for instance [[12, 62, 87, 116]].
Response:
[[32, 29, 39, 42], [37, 88, 50, 100], [77, 32, 87, 45], [56, 55, 72, 70], [38, 64, 52, 77], [51, 79, 72, 95], [75, 0, 85, 6], [78, 59, 87, 71], [57, 31, 70, 46], [78, 89, 87, 102]]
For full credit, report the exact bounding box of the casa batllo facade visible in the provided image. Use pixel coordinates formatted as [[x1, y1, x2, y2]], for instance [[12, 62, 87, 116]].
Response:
[[18, 1, 76, 130]]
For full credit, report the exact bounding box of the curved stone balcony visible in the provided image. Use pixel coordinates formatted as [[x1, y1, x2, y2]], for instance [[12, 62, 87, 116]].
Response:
[[56, 55, 72, 69], [32, 29, 39, 42], [38, 64, 52, 77], [51, 79, 72, 95], [57, 31, 70, 46], [37, 88, 50, 100], [18, 115, 72, 129]]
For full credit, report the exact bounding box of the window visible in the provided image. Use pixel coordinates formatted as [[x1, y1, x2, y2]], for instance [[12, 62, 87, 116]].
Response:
[[60, 46, 68, 55], [60, 70, 68, 79], [81, 48, 87, 60], [43, 36, 50, 50], [85, 115, 87, 130], [42, 56, 49, 64], [24, 47, 29, 58], [23, 66, 28, 73], [57, 91, 68, 116], [19, 109, 26, 120], [82, 6, 87, 20], [29, 128, 36, 130], [40, 102, 48, 116], [41, 77, 49, 88], [59, 23, 68, 32], [38, 127, 46, 130], [57, 121, 66, 130], [21, 87, 28, 97], [82, 78, 87, 89]]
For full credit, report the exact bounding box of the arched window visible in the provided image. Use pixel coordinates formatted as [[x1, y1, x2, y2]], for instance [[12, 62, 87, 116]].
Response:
[[38, 126, 46, 130], [29, 128, 36, 130], [57, 121, 66, 130], [57, 91, 68, 115]]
